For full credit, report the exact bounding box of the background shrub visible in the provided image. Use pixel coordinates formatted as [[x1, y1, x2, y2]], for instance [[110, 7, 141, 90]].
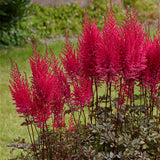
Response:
[[0, 0, 31, 47], [0, 0, 159, 48]]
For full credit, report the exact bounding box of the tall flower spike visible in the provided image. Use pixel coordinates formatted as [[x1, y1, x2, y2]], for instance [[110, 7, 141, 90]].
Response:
[[9, 59, 32, 116], [96, 11, 121, 83], [119, 11, 147, 81], [144, 34, 160, 94], [60, 39, 80, 81], [51, 51, 71, 100], [29, 47, 70, 127], [30, 54, 54, 124], [78, 15, 101, 80], [50, 51, 71, 128]]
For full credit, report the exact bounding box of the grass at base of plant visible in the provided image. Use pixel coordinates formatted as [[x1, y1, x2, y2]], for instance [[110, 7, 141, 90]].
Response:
[[0, 41, 65, 160]]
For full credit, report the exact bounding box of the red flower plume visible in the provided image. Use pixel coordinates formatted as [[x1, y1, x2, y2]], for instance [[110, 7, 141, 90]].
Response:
[[30, 53, 55, 123], [78, 17, 101, 80], [144, 34, 160, 94], [60, 39, 80, 80], [9, 60, 32, 116], [96, 12, 121, 83], [119, 11, 147, 81], [10, 46, 71, 128]]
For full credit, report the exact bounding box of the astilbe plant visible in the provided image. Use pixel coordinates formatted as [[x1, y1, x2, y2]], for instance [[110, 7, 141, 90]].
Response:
[[119, 10, 147, 100], [141, 33, 160, 117], [77, 15, 103, 120], [9, 44, 73, 159], [8, 8, 160, 160], [144, 34, 160, 92], [78, 15, 101, 81], [96, 11, 121, 117]]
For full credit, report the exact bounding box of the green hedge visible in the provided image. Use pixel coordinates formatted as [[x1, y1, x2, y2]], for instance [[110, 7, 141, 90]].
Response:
[[0, 0, 159, 48], [0, 0, 31, 47]]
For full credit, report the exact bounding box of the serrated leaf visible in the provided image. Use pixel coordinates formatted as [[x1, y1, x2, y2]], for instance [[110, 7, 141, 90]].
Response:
[[149, 119, 155, 123], [142, 144, 148, 149], [140, 140, 145, 144], [110, 152, 114, 158], [92, 129, 97, 133]]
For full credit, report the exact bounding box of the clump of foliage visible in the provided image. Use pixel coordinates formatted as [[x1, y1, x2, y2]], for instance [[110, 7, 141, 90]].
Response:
[[0, 0, 31, 47], [7, 6, 160, 160], [0, 0, 31, 30]]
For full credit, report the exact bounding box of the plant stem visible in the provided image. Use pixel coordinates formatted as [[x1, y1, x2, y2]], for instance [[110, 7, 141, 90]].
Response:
[[104, 81, 109, 121], [82, 108, 87, 126], [95, 80, 98, 124], [109, 82, 112, 113], [26, 117, 38, 159]]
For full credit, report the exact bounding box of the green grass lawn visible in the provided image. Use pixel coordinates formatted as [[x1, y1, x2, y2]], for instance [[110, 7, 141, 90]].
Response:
[[0, 41, 66, 160]]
